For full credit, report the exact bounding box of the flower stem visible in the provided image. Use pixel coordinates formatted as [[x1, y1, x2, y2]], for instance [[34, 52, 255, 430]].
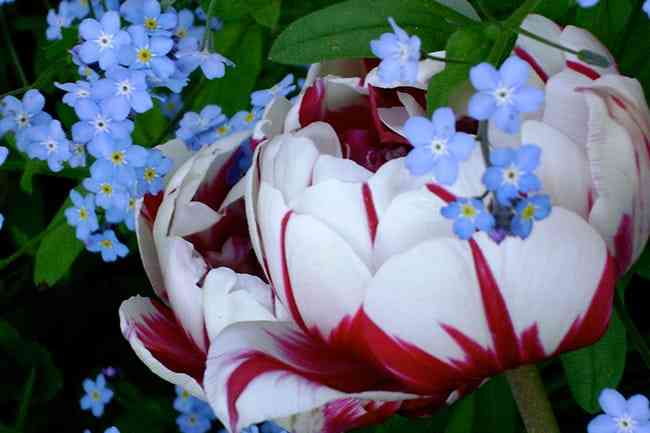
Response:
[[506, 365, 561, 433], [615, 291, 650, 371], [0, 8, 29, 87], [426, 53, 474, 65], [202, 0, 218, 50], [514, 27, 579, 55]]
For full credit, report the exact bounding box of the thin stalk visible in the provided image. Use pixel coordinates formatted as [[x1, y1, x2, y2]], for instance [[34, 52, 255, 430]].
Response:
[[426, 53, 474, 65], [615, 291, 650, 371], [0, 8, 29, 87], [15, 368, 36, 432], [202, 0, 218, 50], [515, 27, 580, 56], [506, 365, 561, 433], [477, 121, 491, 167]]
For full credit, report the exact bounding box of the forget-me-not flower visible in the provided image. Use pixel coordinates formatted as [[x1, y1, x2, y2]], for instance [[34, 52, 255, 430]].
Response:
[[124, 25, 175, 80], [176, 105, 226, 150], [442, 198, 496, 240], [0, 90, 52, 148], [65, 190, 99, 241], [0, 146, 7, 230], [78, 11, 132, 71], [588, 389, 650, 433], [251, 74, 296, 108], [72, 99, 134, 154], [161, 93, 183, 119], [370, 17, 421, 84], [174, 9, 204, 40], [644, 0, 650, 18], [92, 67, 153, 118], [468, 56, 544, 134], [482, 144, 542, 205], [230, 108, 262, 131], [46, 2, 73, 40], [83, 161, 129, 209], [136, 149, 171, 195], [80, 374, 114, 417], [511, 195, 551, 239], [403, 107, 476, 185], [90, 138, 148, 184], [577, 0, 599, 7], [87, 230, 129, 262], [121, 0, 177, 34], [56, 80, 94, 113], [175, 36, 233, 80], [25, 119, 71, 172]]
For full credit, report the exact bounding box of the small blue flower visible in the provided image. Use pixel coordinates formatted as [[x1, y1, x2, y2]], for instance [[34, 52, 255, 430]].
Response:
[[83, 161, 129, 209], [251, 74, 296, 108], [177, 410, 212, 433], [56, 80, 94, 114], [72, 99, 134, 153], [136, 149, 172, 195], [160, 93, 183, 119], [106, 185, 137, 231], [69, 130, 89, 168], [370, 17, 421, 84], [65, 190, 99, 241], [175, 37, 233, 80], [174, 9, 204, 40], [90, 138, 148, 184], [80, 374, 114, 418], [577, 0, 599, 7], [25, 119, 71, 172], [0, 90, 52, 148], [174, 386, 195, 413], [77, 11, 132, 71], [403, 107, 476, 185], [588, 389, 650, 433], [441, 198, 495, 240], [121, 0, 177, 35], [87, 230, 129, 262], [70, 47, 101, 82], [511, 195, 551, 239], [230, 108, 262, 131], [194, 6, 207, 21], [176, 105, 226, 150], [153, 68, 190, 93], [260, 422, 289, 433], [46, 2, 73, 41], [123, 25, 175, 80], [0, 146, 8, 166], [469, 57, 544, 134], [644, 0, 650, 18], [92, 66, 153, 119], [482, 144, 542, 205]]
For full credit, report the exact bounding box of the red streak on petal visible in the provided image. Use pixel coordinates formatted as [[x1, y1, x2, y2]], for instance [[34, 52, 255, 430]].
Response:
[[133, 300, 206, 384], [299, 79, 327, 126], [141, 192, 163, 226], [280, 211, 309, 333], [567, 61, 601, 81], [323, 399, 400, 433], [519, 324, 546, 363], [426, 183, 457, 204], [362, 183, 379, 244], [613, 214, 634, 276], [514, 47, 549, 83], [440, 324, 499, 378], [193, 150, 240, 212], [469, 240, 521, 370]]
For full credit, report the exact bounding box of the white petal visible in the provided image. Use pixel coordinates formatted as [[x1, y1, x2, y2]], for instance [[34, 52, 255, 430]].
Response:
[[560, 25, 617, 77], [542, 70, 592, 146], [312, 155, 373, 184], [515, 15, 565, 81], [294, 121, 343, 158], [255, 96, 293, 141]]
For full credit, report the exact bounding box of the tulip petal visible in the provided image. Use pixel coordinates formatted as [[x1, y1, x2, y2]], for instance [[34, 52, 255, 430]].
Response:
[[119, 296, 206, 398], [542, 70, 592, 147], [560, 25, 616, 79], [312, 155, 373, 184], [515, 15, 565, 82]]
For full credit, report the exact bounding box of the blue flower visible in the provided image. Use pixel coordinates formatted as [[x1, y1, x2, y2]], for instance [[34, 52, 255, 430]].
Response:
[[577, 0, 599, 7], [106, 185, 138, 231], [441, 198, 495, 240], [153, 68, 190, 93], [90, 138, 148, 184], [194, 6, 207, 21], [56, 80, 94, 114], [177, 410, 212, 433], [46, 2, 73, 41], [403, 107, 476, 185], [176, 105, 226, 150], [0, 0, 16, 6], [370, 17, 421, 84], [83, 161, 129, 209], [70, 47, 101, 82], [0, 90, 52, 149], [87, 230, 129, 261], [80, 374, 114, 418], [121, 0, 177, 35], [161, 93, 183, 119], [251, 74, 296, 108], [588, 389, 650, 433], [174, 386, 195, 413], [175, 9, 204, 40], [644, 0, 650, 18], [511, 195, 551, 239], [0, 146, 8, 166], [69, 129, 89, 168], [25, 119, 71, 172], [136, 149, 172, 195], [123, 25, 175, 80], [227, 140, 253, 186], [230, 108, 262, 131], [65, 190, 99, 241], [78, 11, 132, 71], [176, 37, 233, 80], [483, 144, 542, 205], [469, 57, 544, 134], [92, 67, 153, 118], [72, 99, 134, 153], [260, 422, 289, 433]]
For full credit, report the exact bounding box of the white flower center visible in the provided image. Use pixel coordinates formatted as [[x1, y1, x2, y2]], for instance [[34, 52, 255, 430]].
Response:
[[93, 114, 111, 133], [43, 138, 58, 154], [16, 112, 30, 128], [493, 84, 515, 107], [398, 42, 411, 63], [615, 415, 636, 432], [502, 164, 520, 185], [429, 137, 448, 156], [76, 88, 90, 98], [110, 150, 126, 166], [95, 31, 114, 51], [116, 79, 134, 97], [73, 143, 85, 155]]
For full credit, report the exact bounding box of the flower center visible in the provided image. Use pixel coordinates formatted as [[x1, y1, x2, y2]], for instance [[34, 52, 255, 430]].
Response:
[[91, 390, 101, 401], [116, 79, 134, 97], [44, 139, 58, 153], [143, 167, 157, 182], [429, 138, 448, 156], [128, 198, 136, 210], [217, 125, 230, 136], [93, 115, 111, 133], [76, 88, 90, 98], [176, 27, 188, 38], [503, 165, 520, 185], [493, 85, 514, 106], [245, 112, 255, 123], [398, 42, 411, 63], [83, 67, 94, 78], [615, 415, 635, 432], [521, 204, 535, 220], [100, 239, 113, 249], [144, 17, 158, 30], [136, 47, 153, 64], [95, 31, 114, 51], [16, 112, 30, 128], [79, 208, 89, 220], [73, 143, 85, 155], [461, 203, 477, 219], [100, 183, 113, 196], [111, 151, 125, 166]]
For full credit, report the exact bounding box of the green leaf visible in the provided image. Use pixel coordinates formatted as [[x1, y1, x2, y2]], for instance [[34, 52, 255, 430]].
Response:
[[426, 25, 492, 114], [132, 105, 168, 147], [269, 0, 473, 65], [472, 375, 519, 433], [617, 5, 650, 102], [574, 0, 636, 55], [33, 197, 84, 287], [19, 160, 37, 194], [249, 0, 282, 29], [444, 394, 475, 433], [201, 0, 249, 20], [634, 246, 650, 280], [561, 310, 627, 414], [191, 21, 264, 115]]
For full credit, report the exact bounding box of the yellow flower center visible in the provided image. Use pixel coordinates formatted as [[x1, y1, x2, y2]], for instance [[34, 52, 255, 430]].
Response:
[[100, 239, 113, 249], [79, 208, 88, 221], [128, 198, 136, 210], [461, 204, 477, 218], [245, 112, 255, 123], [111, 151, 125, 165], [100, 183, 113, 195], [137, 48, 152, 64], [522, 204, 535, 220], [217, 125, 229, 135], [144, 18, 158, 30], [144, 167, 157, 182], [176, 28, 188, 38], [91, 390, 101, 400]]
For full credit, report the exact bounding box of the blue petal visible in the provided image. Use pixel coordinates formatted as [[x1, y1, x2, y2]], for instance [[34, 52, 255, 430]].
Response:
[[490, 147, 515, 167], [151, 57, 176, 80], [475, 211, 495, 233], [404, 116, 435, 147], [405, 147, 435, 176], [441, 201, 460, 219], [482, 166, 503, 191], [513, 86, 544, 113], [100, 11, 121, 35], [433, 155, 459, 185], [516, 144, 541, 172], [468, 92, 497, 121], [626, 394, 650, 421], [432, 107, 456, 139], [453, 218, 475, 240], [493, 105, 521, 134], [470, 63, 499, 91], [201, 55, 226, 79], [496, 183, 518, 205], [511, 215, 533, 239], [150, 36, 174, 56], [448, 132, 476, 161], [499, 56, 530, 88], [23, 90, 45, 114], [587, 414, 617, 433], [599, 389, 627, 417], [79, 18, 102, 40], [378, 58, 401, 85], [519, 173, 541, 192]]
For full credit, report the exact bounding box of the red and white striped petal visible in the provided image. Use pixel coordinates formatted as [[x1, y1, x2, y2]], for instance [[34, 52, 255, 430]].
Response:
[[119, 296, 206, 398], [363, 208, 615, 395], [515, 15, 565, 83], [204, 320, 417, 433], [522, 120, 591, 218], [560, 25, 617, 79]]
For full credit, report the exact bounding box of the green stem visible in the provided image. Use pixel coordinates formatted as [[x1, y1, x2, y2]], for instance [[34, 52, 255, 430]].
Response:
[[0, 8, 29, 87], [202, 0, 218, 50], [15, 368, 36, 431], [615, 291, 650, 371], [506, 365, 561, 433], [514, 27, 580, 56], [426, 54, 474, 65], [474, 0, 496, 21], [0, 219, 63, 271]]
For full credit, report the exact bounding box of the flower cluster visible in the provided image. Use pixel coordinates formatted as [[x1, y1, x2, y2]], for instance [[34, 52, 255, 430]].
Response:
[[589, 389, 650, 433], [174, 386, 216, 433]]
